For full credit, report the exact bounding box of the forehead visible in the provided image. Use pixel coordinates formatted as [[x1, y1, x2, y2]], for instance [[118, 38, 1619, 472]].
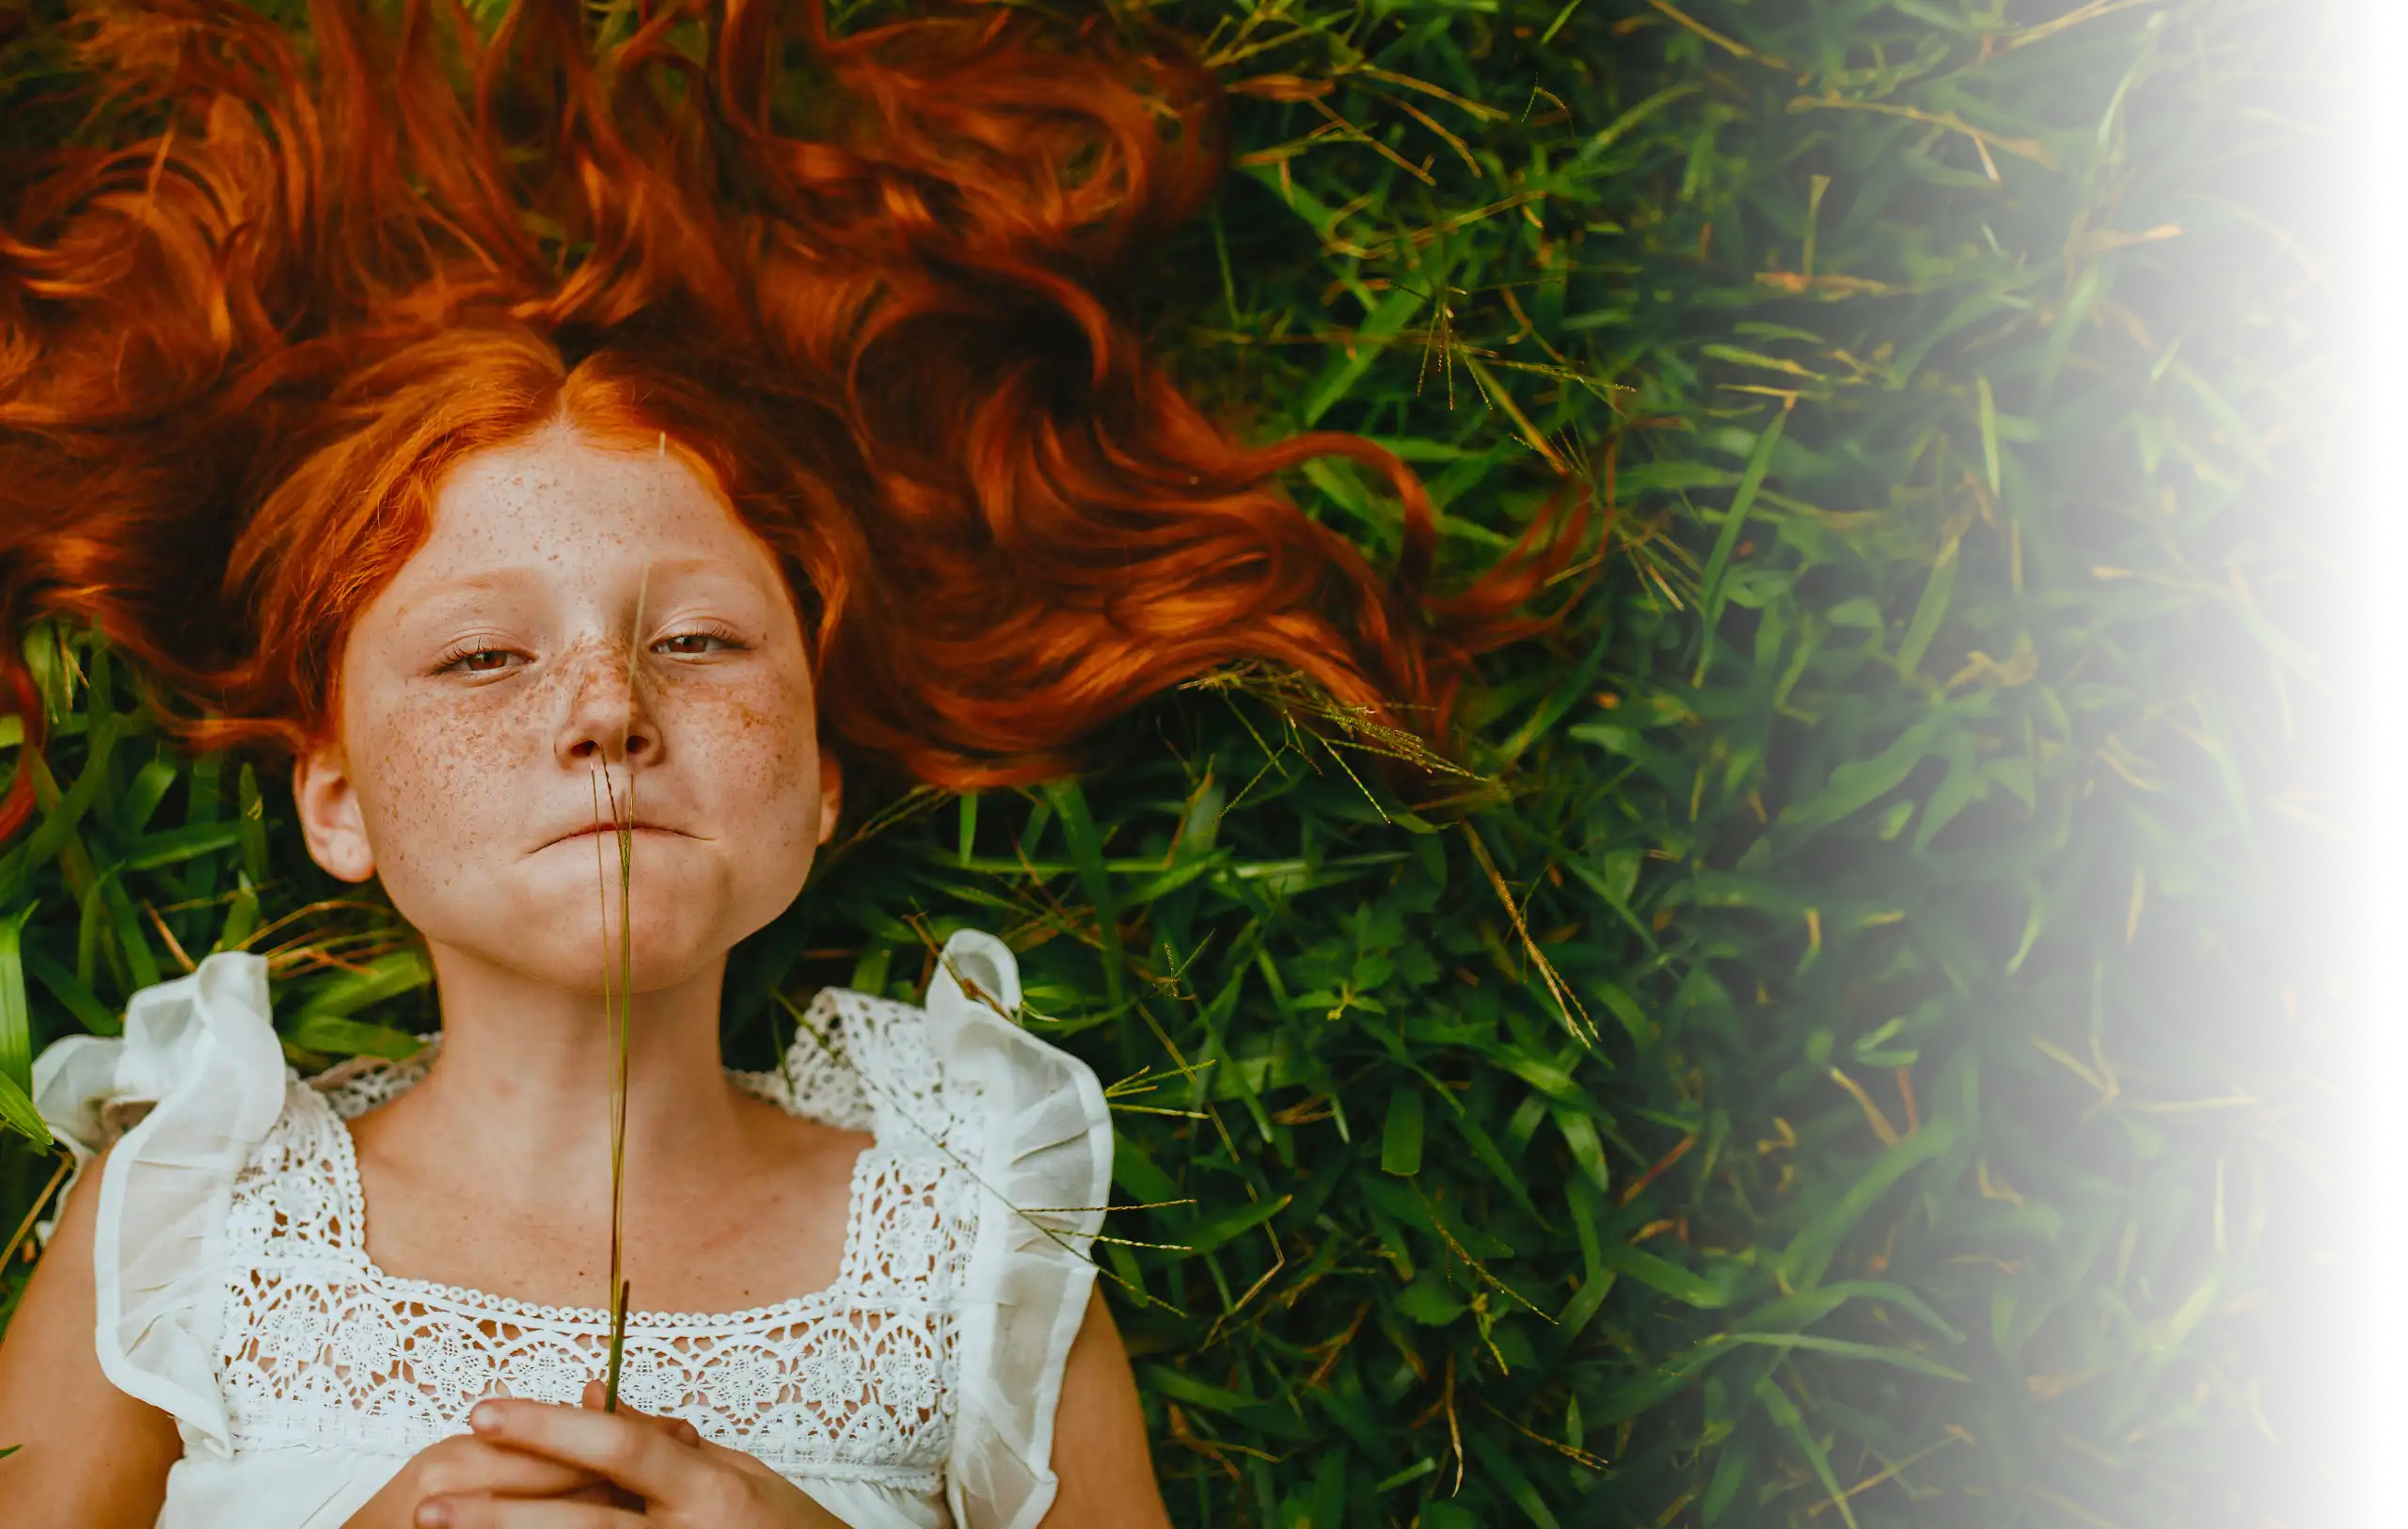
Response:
[[409, 421, 770, 578]]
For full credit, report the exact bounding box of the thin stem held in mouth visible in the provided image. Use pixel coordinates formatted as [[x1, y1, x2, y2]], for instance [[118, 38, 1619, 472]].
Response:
[[595, 532, 656, 1414]]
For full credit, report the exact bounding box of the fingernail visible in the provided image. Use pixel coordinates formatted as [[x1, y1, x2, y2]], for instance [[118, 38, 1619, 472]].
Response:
[[469, 1400, 501, 1432], [417, 1505, 453, 1529]]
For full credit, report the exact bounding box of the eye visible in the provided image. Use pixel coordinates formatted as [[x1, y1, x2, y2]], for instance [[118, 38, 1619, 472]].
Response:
[[653, 629, 741, 657], [437, 646, 526, 677]]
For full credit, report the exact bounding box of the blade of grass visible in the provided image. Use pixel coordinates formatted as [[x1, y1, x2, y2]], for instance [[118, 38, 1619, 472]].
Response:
[[0, 892, 48, 1145], [596, 520, 655, 1412], [1691, 402, 1791, 685]]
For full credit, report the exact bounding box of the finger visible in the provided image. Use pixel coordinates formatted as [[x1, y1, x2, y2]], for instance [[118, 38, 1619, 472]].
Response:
[[579, 1378, 703, 1447], [415, 1495, 646, 1529], [413, 1439, 604, 1500], [469, 1397, 710, 1505]]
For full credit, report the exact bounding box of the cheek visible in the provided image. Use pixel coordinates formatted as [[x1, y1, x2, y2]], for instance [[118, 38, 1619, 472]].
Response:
[[347, 702, 521, 868], [696, 678, 824, 837]]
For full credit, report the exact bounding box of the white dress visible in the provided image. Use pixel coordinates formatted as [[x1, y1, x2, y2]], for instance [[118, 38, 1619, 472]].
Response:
[[30, 929, 1112, 1529]]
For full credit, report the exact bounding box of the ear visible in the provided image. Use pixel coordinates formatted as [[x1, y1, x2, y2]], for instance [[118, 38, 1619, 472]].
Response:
[[815, 747, 844, 849], [293, 741, 378, 884]]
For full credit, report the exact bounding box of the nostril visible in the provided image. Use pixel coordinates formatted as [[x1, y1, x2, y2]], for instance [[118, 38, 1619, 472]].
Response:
[[565, 729, 648, 762]]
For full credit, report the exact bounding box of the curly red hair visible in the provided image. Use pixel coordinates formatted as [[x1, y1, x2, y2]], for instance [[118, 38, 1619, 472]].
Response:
[[0, 0, 1579, 829]]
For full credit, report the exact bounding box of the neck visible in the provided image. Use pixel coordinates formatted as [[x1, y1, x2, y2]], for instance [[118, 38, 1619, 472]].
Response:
[[401, 939, 746, 1180]]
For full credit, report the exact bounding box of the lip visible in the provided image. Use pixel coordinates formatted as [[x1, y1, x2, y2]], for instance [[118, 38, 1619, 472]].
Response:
[[538, 822, 693, 852]]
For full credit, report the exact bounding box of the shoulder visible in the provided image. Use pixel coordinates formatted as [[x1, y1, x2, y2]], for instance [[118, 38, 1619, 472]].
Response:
[[775, 932, 1109, 1168], [32, 951, 289, 1178], [897, 931, 1117, 1529], [768, 980, 980, 1163], [24, 952, 304, 1459], [30, 952, 304, 1261]]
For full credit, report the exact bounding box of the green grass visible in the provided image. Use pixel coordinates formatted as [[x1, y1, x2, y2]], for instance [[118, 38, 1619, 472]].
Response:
[[0, 2, 2350, 1525]]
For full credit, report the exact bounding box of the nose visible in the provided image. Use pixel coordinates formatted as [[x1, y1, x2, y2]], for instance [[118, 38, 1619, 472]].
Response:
[[554, 639, 659, 774]]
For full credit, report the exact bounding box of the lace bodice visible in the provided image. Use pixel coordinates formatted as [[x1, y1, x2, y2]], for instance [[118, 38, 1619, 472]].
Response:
[[216, 985, 975, 1492], [33, 930, 1116, 1529]]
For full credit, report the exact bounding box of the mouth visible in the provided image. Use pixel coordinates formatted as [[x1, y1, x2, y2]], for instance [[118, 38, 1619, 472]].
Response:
[[539, 822, 692, 852]]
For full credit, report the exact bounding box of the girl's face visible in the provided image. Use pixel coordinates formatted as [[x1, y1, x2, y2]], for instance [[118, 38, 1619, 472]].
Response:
[[293, 419, 840, 993]]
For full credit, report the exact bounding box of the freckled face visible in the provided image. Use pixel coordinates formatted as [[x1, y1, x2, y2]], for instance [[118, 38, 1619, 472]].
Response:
[[294, 420, 837, 993]]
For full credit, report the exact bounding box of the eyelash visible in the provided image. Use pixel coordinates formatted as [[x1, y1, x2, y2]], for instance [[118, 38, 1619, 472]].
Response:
[[649, 623, 748, 659], [434, 626, 748, 676]]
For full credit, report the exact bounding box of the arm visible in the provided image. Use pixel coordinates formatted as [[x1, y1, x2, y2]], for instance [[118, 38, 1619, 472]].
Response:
[[0, 1150, 184, 1527], [1039, 1286, 1172, 1529]]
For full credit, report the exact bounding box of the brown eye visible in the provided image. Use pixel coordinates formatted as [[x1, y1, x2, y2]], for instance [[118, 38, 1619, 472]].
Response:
[[654, 632, 732, 656], [443, 648, 520, 675]]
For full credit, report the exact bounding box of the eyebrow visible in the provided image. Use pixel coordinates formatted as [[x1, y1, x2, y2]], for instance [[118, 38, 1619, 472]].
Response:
[[389, 559, 782, 643]]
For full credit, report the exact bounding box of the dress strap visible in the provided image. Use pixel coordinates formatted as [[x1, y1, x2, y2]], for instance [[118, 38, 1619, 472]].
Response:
[[30, 951, 288, 1458], [927, 930, 1114, 1529]]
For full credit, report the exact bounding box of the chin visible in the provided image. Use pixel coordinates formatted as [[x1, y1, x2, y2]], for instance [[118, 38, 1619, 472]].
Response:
[[409, 879, 741, 993]]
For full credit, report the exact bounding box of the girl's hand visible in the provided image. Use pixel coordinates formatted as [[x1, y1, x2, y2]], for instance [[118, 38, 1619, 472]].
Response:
[[341, 1385, 703, 1529], [410, 1384, 847, 1529], [338, 1428, 616, 1529]]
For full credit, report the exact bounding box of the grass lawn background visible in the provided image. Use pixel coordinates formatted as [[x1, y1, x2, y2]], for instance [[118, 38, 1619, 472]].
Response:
[[0, 1, 2355, 1524]]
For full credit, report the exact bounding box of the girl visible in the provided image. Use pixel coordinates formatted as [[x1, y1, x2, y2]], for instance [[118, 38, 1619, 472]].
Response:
[[0, 1, 1575, 1526]]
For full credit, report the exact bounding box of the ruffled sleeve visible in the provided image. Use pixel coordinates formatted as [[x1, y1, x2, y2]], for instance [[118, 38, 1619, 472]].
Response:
[[28, 950, 287, 1458], [924, 930, 1114, 1529]]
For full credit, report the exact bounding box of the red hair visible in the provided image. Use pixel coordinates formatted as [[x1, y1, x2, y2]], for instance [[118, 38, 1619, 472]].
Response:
[[0, 0, 1580, 819]]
